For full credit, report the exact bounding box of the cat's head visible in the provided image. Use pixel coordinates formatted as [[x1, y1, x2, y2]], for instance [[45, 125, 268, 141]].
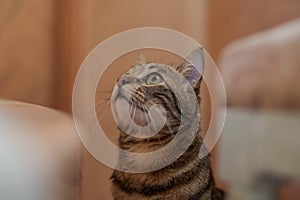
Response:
[[111, 48, 204, 137]]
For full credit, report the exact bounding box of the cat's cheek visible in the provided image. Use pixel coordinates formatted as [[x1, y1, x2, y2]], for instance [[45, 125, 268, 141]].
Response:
[[113, 98, 130, 127]]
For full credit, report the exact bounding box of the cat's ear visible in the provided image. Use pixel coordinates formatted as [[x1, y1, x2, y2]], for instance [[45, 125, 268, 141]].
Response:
[[177, 47, 205, 88], [136, 53, 147, 65]]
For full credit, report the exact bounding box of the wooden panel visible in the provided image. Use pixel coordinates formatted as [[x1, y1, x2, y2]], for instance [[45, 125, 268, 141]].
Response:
[[84, 0, 209, 50], [0, 0, 56, 106], [208, 0, 300, 60], [54, 0, 88, 111], [79, 1, 210, 199]]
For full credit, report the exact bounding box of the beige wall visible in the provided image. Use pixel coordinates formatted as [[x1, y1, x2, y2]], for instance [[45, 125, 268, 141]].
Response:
[[0, 0, 55, 106]]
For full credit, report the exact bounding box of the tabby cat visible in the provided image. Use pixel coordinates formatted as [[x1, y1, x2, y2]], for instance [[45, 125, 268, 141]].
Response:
[[110, 48, 224, 200]]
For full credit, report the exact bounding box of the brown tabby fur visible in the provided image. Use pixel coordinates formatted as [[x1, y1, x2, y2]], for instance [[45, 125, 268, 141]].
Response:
[[111, 53, 224, 200]]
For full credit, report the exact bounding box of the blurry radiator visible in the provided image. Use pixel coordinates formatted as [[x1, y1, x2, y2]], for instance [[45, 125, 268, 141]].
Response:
[[218, 108, 300, 200]]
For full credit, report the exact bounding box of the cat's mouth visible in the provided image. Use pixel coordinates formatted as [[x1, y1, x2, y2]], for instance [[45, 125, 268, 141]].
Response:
[[116, 92, 151, 127], [128, 101, 150, 127]]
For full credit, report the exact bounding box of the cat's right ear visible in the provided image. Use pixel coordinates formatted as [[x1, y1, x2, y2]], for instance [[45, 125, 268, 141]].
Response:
[[136, 53, 147, 65], [177, 47, 205, 88]]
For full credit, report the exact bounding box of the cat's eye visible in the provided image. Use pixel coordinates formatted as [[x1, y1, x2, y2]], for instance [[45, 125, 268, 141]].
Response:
[[146, 74, 162, 85]]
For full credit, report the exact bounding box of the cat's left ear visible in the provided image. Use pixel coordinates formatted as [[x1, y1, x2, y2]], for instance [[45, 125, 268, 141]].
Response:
[[177, 47, 204, 88]]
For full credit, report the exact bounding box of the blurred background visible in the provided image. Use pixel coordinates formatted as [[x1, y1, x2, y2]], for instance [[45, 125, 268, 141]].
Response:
[[1, 0, 300, 199]]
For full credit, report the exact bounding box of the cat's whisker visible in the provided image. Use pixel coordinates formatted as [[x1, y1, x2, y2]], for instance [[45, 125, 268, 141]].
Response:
[[132, 103, 137, 125], [96, 103, 115, 140], [164, 122, 175, 136], [87, 100, 112, 128], [154, 111, 172, 134], [90, 111, 106, 148], [101, 104, 112, 130], [97, 101, 111, 120], [97, 97, 111, 101], [76, 99, 111, 114], [75, 103, 99, 113], [96, 99, 111, 108], [95, 104, 111, 118], [96, 89, 113, 93], [146, 103, 166, 146], [148, 117, 164, 150], [140, 104, 151, 153], [129, 101, 134, 118], [96, 90, 112, 93]]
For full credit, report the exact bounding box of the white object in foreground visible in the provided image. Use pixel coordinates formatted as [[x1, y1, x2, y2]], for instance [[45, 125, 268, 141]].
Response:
[[0, 100, 80, 200]]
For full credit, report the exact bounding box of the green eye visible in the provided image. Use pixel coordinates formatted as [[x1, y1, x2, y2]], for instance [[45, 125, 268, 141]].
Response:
[[146, 74, 162, 85]]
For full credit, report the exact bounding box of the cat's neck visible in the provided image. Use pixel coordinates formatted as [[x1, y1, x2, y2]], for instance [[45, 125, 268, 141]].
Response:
[[111, 137, 216, 199]]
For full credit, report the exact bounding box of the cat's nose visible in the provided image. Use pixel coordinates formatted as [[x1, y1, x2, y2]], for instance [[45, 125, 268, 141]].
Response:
[[117, 75, 133, 87]]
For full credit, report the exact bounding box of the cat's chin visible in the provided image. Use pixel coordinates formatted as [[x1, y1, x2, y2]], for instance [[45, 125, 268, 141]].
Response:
[[129, 104, 150, 127], [113, 97, 150, 128], [112, 87, 167, 138]]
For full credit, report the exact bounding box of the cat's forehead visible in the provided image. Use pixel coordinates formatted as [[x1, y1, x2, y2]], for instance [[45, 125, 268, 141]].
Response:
[[128, 63, 173, 78]]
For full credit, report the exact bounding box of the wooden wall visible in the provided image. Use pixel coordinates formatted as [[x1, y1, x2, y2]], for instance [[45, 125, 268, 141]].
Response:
[[1, 0, 300, 199], [0, 0, 55, 106], [208, 0, 300, 60], [78, 1, 210, 199]]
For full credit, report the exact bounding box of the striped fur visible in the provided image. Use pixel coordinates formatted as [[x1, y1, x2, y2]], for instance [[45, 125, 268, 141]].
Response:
[[111, 53, 224, 199], [111, 137, 224, 199]]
